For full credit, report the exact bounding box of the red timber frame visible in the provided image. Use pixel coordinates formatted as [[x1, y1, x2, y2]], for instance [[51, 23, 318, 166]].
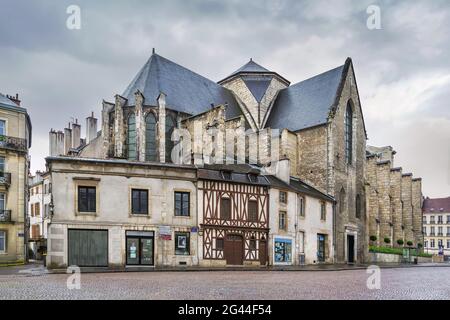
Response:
[[199, 180, 269, 262]]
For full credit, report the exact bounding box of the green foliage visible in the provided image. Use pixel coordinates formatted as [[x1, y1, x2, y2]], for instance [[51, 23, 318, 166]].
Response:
[[406, 241, 413, 246], [384, 237, 391, 244], [397, 239, 404, 246], [369, 245, 403, 255], [370, 235, 377, 242]]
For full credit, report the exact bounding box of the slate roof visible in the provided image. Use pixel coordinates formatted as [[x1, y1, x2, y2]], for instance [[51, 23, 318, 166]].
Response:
[[265, 64, 345, 132], [122, 53, 241, 118], [0, 93, 19, 108], [227, 59, 271, 78], [423, 197, 450, 213]]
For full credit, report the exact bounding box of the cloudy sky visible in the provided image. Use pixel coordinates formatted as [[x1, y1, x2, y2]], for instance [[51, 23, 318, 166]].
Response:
[[0, 0, 449, 197]]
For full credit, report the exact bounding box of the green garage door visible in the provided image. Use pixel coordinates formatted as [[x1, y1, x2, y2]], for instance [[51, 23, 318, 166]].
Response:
[[68, 229, 108, 267]]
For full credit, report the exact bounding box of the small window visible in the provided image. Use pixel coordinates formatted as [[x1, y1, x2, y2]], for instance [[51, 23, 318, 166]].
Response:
[[279, 191, 287, 204], [216, 238, 224, 250], [248, 200, 258, 222], [221, 198, 231, 220], [175, 192, 190, 217], [78, 186, 96, 212], [279, 211, 287, 231], [175, 232, 190, 255], [355, 194, 361, 219], [0, 156, 5, 172], [249, 238, 257, 250], [221, 171, 232, 180], [0, 230, 5, 252], [320, 201, 326, 221], [131, 189, 148, 215], [299, 196, 305, 217], [248, 173, 258, 183], [35, 204, 40, 216]]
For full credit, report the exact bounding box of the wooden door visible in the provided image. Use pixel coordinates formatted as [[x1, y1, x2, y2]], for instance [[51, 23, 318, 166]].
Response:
[[224, 234, 243, 265], [259, 241, 267, 266]]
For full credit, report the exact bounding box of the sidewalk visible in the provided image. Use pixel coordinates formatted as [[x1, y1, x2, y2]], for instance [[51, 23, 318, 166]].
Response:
[[47, 262, 450, 274], [1, 261, 449, 275]]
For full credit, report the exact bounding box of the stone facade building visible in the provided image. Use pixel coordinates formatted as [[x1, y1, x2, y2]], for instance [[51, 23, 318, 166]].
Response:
[[47, 52, 367, 264], [423, 197, 450, 256], [366, 146, 423, 248], [0, 93, 32, 263], [28, 171, 51, 260]]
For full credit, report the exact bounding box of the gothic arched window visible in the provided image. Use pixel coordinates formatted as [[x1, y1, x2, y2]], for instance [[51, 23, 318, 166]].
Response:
[[339, 188, 346, 215], [356, 194, 361, 219], [127, 114, 136, 160], [165, 115, 176, 163], [345, 101, 353, 164], [145, 113, 157, 161]]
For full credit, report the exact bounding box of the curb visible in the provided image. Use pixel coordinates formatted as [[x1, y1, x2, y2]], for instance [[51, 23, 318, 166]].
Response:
[[44, 263, 450, 275]]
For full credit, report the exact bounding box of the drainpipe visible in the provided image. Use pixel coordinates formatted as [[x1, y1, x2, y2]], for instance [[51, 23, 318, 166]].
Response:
[[24, 155, 29, 263], [333, 201, 337, 263]]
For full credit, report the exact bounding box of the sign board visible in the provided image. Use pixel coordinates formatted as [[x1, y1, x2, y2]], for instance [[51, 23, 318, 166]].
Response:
[[191, 227, 198, 233], [159, 226, 172, 240]]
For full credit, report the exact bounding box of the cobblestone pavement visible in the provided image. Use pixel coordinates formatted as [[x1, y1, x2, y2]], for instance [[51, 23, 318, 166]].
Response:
[[0, 266, 449, 300]]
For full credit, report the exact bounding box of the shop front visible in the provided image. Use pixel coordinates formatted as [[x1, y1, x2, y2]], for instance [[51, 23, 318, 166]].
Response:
[[273, 237, 293, 265], [126, 230, 154, 266]]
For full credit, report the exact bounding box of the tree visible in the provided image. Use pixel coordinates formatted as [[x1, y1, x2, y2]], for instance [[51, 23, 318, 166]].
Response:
[[397, 239, 404, 246], [384, 237, 391, 244]]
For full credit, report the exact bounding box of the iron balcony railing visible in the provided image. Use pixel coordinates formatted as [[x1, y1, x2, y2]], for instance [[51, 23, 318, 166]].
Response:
[[0, 172, 11, 185], [0, 135, 27, 152], [0, 210, 12, 223]]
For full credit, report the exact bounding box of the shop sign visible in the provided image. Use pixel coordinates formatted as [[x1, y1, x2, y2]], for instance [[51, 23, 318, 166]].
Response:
[[159, 226, 172, 240]]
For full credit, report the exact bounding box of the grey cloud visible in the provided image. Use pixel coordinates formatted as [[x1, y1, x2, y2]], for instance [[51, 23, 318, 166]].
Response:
[[0, 0, 448, 197]]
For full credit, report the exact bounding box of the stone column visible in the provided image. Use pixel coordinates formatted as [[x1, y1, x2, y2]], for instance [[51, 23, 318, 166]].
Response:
[[377, 161, 392, 246], [134, 91, 145, 161], [158, 92, 166, 163], [365, 156, 379, 245], [114, 95, 127, 157], [412, 178, 423, 246], [401, 174, 414, 244], [102, 100, 113, 158], [390, 168, 403, 247]]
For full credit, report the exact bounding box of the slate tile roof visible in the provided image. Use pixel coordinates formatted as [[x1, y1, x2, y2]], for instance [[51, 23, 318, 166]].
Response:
[[265, 64, 345, 132], [423, 197, 450, 213], [0, 93, 19, 108], [122, 53, 241, 118]]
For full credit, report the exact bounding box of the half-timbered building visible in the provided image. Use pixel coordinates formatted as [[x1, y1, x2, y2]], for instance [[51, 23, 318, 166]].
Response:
[[198, 165, 270, 266]]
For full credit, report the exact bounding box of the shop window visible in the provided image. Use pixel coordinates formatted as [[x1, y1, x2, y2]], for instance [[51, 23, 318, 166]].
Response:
[[175, 232, 190, 255], [221, 198, 231, 220], [131, 189, 148, 215], [174, 192, 190, 216], [248, 200, 258, 222], [274, 238, 292, 263], [78, 186, 96, 212]]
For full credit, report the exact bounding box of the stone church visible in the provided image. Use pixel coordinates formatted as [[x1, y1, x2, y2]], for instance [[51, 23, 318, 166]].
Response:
[[48, 51, 369, 263]]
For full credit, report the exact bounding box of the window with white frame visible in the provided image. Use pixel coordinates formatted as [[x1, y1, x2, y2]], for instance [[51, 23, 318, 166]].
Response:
[[0, 120, 5, 136], [298, 196, 305, 218], [0, 230, 5, 252], [431, 239, 435, 248]]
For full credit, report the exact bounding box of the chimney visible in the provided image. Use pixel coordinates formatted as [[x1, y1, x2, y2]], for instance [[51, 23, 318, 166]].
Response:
[[275, 158, 291, 184], [7, 93, 21, 106], [64, 123, 72, 155], [86, 112, 98, 144], [49, 130, 58, 156], [71, 119, 81, 149]]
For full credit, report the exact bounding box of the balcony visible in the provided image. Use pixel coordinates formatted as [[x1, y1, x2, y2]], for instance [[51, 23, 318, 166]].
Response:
[[0, 172, 11, 186], [0, 210, 12, 223], [0, 135, 27, 152]]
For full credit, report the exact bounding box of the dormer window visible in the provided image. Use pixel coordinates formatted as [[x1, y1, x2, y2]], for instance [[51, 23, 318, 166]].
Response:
[[221, 170, 232, 181], [248, 173, 258, 183]]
